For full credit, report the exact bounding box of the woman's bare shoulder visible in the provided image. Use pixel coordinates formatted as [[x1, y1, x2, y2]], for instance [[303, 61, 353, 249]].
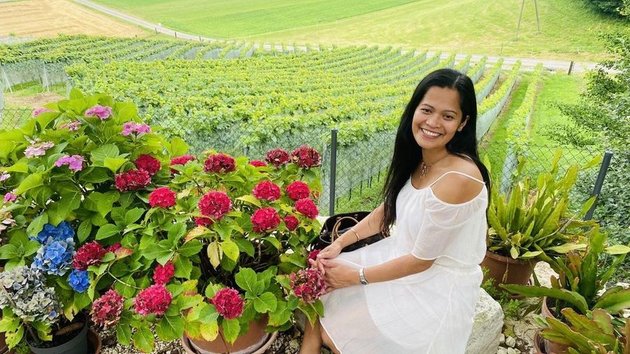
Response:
[[430, 157, 485, 204]]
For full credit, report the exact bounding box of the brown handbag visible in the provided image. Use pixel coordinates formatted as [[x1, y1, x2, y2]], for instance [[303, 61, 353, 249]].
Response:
[[311, 211, 387, 253]]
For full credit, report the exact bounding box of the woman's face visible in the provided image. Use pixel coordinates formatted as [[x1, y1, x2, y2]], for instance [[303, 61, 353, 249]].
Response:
[[411, 86, 467, 151]]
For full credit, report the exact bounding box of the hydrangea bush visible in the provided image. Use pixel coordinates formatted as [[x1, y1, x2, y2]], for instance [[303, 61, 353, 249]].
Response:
[[0, 90, 327, 351]]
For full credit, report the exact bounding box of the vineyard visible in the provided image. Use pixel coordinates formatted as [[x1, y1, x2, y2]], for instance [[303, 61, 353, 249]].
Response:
[[0, 35, 599, 213]]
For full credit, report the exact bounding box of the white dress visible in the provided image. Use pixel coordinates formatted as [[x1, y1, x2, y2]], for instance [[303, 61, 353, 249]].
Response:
[[320, 171, 488, 354]]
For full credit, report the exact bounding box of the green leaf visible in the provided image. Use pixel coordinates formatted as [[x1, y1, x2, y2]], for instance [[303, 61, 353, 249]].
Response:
[[133, 325, 154, 353], [233, 238, 255, 257], [95, 224, 121, 240], [91, 144, 120, 163], [207, 241, 222, 268], [253, 292, 277, 313], [548, 243, 587, 254], [103, 157, 128, 173], [236, 195, 261, 207], [5, 325, 24, 349], [144, 243, 173, 262], [168, 137, 189, 156], [605, 244, 630, 255], [79, 166, 111, 183], [27, 213, 48, 237], [594, 288, 630, 313], [77, 220, 92, 243], [174, 256, 193, 279], [15, 172, 43, 194], [114, 275, 136, 298], [0, 244, 19, 260], [178, 240, 203, 257], [221, 240, 240, 262], [124, 208, 145, 225], [222, 318, 241, 344], [268, 301, 292, 327], [200, 321, 219, 341], [235, 268, 258, 294], [156, 315, 185, 341], [0, 315, 20, 332]]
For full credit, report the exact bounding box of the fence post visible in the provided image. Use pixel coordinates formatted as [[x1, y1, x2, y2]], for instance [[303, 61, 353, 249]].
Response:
[[568, 61, 574, 75], [328, 129, 338, 216], [585, 150, 614, 220]]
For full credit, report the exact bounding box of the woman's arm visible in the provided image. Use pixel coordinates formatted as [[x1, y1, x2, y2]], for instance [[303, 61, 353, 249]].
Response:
[[321, 254, 434, 290]]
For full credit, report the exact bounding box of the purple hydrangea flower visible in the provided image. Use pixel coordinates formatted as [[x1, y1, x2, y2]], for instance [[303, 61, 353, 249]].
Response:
[[59, 121, 82, 131], [54, 155, 84, 172], [0, 172, 10, 182], [85, 105, 113, 120], [68, 270, 89, 293], [3, 192, 17, 204], [24, 141, 54, 158], [122, 122, 151, 137], [32, 107, 51, 117]]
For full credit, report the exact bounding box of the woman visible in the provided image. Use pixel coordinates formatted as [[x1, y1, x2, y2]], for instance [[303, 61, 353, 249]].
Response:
[[301, 68, 491, 354]]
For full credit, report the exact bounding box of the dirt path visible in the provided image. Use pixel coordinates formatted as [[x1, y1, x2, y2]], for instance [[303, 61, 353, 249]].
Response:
[[0, 0, 148, 38]]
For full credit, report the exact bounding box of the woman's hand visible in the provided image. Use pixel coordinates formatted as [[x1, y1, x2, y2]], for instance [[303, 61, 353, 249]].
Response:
[[311, 242, 343, 275], [319, 259, 359, 292]]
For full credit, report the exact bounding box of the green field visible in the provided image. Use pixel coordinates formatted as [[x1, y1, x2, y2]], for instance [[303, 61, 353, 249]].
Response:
[[93, 0, 628, 60]]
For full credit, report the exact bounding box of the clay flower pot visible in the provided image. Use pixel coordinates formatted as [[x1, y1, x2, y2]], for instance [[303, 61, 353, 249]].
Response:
[[481, 250, 536, 286], [540, 297, 570, 354], [181, 316, 277, 354]]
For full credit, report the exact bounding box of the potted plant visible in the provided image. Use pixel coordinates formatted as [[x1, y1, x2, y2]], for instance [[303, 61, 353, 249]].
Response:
[[0, 90, 327, 353], [482, 151, 600, 286], [502, 225, 630, 352], [534, 308, 629, 354]]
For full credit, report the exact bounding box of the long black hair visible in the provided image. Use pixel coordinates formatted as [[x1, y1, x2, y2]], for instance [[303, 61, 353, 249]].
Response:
[[381, 68, 491, 232]]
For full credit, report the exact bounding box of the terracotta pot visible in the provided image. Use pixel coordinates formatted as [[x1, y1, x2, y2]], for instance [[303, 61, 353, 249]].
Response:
[[540, 297, 570, 354], [181, 317, 277, 354], [481, 250, 536, 286], [533, 331, 546, 354]]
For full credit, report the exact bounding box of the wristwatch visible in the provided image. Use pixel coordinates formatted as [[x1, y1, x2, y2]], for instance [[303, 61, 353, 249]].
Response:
[[359, 268, 369, 285]]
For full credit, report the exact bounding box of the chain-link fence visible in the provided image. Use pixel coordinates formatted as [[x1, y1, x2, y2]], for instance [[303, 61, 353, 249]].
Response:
[[0, 107, 31, 129]]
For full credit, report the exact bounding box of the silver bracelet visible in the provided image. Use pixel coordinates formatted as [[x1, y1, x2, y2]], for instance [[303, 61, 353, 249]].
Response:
[[359, 268, 369, 285]]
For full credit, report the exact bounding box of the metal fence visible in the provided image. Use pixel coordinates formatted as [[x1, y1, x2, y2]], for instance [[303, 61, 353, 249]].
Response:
[[0, 108, 614, 221]]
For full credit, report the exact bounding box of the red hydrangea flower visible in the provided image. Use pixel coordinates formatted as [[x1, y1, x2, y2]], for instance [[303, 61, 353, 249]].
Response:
[[134, 284, 172, 316], [284, 215, 299, 231], [290, 268, 326, 304], [291, 145, 321, 168], [91, 289, 124, 327], [265, 148, 290, 167], [170, 155, 195, 174], [73, 241, 107, 270], [252, 181, 281, 201], [204, 153, 235, 173], [153, 261, 175, 285], [106, 243, 121, 253], [195, 216, 214, 227], [249, 160, 266, 167], [198, 191, 232, 220], [295, 198, 318, 219], [211, 288, 244, 319], [114, 169, 151, 192], [308, 249, 320, 262], [251, 207, 281, 233], [135, 154, 161, 176], [286, 181, 310, 201], [149, 187, 177, 208]]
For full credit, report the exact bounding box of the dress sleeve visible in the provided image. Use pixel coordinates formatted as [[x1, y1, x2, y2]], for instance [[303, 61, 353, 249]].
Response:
[[410, 189, 488, 264]]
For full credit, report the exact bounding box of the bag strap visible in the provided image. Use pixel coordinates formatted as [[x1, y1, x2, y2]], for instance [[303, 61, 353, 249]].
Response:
[[331, 216, 359, 242]]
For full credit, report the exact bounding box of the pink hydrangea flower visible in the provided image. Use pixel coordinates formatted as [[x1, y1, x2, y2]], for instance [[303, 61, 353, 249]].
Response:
[[134, 284, 172, 316], [54, 155, 85, 172], [122, 122, 151, 136], [59, 120, 82, 131], [24, 141, 54, 158], [85, 105, 113, 120], [0, 172, 9, 182], [211, 288, 244, 319], [3, 192, 17, 204], [153, 261, 175, 285], [91, 289, 124, 327], [32, 107, 51, 117], [290, 268, 326, 304]]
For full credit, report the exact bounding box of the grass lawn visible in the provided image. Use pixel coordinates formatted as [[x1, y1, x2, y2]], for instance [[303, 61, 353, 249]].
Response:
[[93, 0, 628, 60]]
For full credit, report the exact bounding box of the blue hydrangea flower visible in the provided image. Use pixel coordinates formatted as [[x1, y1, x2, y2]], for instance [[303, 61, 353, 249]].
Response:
[[35, 221, 75, 244], [32, 238, 75, 276], [68, 270, 89, 293]]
